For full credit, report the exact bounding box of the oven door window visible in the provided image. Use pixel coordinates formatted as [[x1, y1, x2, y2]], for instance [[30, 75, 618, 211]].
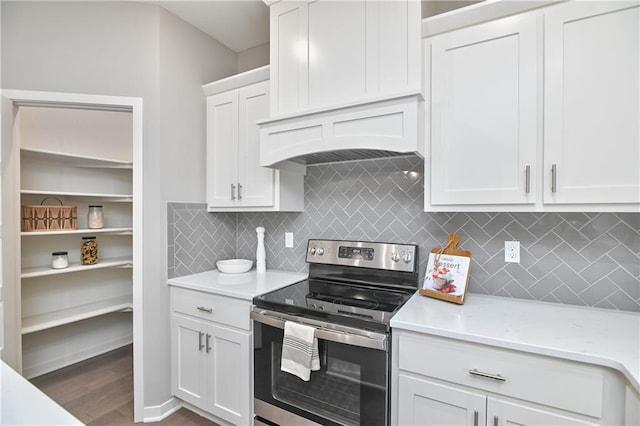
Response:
[[255, 322, 387, 426]]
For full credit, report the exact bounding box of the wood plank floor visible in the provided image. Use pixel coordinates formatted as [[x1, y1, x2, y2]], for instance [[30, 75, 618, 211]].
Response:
[[30, 345, 219, 426]]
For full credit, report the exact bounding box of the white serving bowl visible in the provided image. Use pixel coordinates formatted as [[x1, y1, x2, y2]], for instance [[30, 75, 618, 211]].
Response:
[[216, 259, 253, 274]]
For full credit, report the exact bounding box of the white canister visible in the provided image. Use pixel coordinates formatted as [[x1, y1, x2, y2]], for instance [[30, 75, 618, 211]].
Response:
[[87, 205, 104, 229], [51, 251, 69, 269]]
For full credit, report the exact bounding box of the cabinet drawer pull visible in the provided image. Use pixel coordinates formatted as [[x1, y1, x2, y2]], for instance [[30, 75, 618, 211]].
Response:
[[206, 333, 212, 353], [469, 369, 506, 382], [198, 331, 204, 351], [525, 165, 530, 193], [473, 410, 479, 426], [231, 184, 236, 200], [494, 415, 499, 426], [551, 164, 557, 193], [197, 306, 213, 313], [238, 183, 243, 200]]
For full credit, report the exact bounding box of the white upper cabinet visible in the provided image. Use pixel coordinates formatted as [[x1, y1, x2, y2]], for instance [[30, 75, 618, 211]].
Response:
[[428, 13, 540, 207], [424, 0, 639, 212], [544, 1, 639, 207], [269, 0, 421, 117], [207, 82, 275, 208], [204, 67, 304, 212]]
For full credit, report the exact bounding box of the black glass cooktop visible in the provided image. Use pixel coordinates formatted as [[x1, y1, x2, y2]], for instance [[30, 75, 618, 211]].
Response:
[[253, 278, 414, 331]]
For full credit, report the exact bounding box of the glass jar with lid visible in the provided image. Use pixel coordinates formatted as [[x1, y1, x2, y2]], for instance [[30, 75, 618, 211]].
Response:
[[81, 236, 98, 265], [51, 251, 69, 269], [87, 205, 104, 229]]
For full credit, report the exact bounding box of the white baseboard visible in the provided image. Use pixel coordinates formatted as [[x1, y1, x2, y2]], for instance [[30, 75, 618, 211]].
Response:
[[144, 399, 231, 425], [143, 397, 182, 422], [23, 335, 133, 379]]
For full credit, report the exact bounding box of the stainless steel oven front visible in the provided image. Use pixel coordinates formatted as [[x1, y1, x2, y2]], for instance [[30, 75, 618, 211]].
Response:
[[252, 309, 390, 426]]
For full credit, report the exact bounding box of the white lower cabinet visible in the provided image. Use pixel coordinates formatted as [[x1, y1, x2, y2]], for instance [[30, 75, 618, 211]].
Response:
[[170, 287, 251, 425], [392, 331, 627, 426], [398, 375, 596, 426]]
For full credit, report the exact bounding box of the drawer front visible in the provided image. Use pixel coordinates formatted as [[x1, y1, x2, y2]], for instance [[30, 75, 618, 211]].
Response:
[[171, 287, 251, 331], [397, 332, 604, 418]]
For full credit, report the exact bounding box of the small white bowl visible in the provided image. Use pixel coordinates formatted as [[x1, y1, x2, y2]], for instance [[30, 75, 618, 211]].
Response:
[[216, 259, 253, 274]]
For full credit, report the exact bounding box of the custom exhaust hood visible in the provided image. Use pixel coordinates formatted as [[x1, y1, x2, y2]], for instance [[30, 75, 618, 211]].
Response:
[[258, 92, 425, 173]]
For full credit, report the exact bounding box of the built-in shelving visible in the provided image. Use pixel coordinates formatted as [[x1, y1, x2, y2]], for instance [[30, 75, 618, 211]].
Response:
[[21, 295, 133, 335], [21, 227, 133, 237], [3, 93, 140, 380], [21, 148, 133, 169], [21, 190, 133, 202], [21, 257, 133, 279]]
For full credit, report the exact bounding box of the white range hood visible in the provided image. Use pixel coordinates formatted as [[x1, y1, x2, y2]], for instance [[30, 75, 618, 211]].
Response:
[[257, 0, 424, 172], [258, 91, 424, 173]]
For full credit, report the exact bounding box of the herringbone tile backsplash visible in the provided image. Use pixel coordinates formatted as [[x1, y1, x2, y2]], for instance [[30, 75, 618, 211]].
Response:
[[169, 156, 640, 312]]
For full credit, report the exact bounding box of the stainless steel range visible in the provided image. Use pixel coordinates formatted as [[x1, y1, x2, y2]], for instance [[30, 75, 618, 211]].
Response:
[[251, 239, 419, 426]]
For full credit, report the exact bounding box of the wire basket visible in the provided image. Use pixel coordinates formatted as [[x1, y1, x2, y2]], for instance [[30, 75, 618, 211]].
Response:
[[22, 197, 78, 232]]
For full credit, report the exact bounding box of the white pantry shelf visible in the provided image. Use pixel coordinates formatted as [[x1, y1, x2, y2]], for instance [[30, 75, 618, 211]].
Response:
[[21, 148, 132, 169], [21, 295, 133, 335], [21, 189, 133, 202], [21, 227, 133, 237], [21, 257, 133, 279]]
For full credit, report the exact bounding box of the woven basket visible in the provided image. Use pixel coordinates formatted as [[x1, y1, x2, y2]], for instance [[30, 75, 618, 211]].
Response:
[[22, 197, 77, 232]]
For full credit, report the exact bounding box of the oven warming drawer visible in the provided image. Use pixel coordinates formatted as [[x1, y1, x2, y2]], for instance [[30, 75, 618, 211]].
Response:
[[250, 309, 387, 351]]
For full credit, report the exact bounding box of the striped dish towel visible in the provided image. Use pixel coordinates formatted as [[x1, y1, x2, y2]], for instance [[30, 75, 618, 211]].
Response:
[[281, 321, 320, 381]]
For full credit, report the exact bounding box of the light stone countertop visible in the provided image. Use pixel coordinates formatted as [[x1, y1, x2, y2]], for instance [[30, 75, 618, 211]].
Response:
[[167, 269, 308, 301], [391, 292, 640, 392], [1, 361, 82, 425]]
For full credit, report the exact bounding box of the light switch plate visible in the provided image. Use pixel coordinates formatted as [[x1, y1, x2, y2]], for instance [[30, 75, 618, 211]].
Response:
[[505, 241, 520, 263], [285, 232, 294, 248]]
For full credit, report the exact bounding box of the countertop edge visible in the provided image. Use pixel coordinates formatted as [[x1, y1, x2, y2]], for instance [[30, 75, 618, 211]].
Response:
[[390, 295, 640, 393], [391, 318, 640, 393], [167, 269, 308, 301]]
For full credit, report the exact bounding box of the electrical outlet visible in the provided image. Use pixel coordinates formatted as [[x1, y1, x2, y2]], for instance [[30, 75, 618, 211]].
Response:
[[285, 232, 294, 248], [505, 241, 520, 263]]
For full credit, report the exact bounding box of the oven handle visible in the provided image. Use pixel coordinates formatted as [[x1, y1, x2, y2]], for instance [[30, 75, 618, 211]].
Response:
[[250, 309, 387, 351]]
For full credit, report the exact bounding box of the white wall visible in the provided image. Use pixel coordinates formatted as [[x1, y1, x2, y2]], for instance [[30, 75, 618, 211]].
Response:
[[422, 0, 482, 18], [1, 0, 236, 415], [238, 42, 270, 72]]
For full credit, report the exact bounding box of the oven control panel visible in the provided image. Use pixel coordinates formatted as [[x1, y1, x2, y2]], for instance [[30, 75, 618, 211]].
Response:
[[306, 239, 417, 272]]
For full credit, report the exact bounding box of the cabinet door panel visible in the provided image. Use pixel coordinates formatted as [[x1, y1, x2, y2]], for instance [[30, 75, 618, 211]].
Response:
[[238, 82, 275, 207], [544, 2, 639, 204], [308, 0, 366, 107], [488, 397, 598, 426], [430, 14, 539, 205], [209, 326, 251, 425], [171, 315, 207, 410], [270, 1, 309, 115], [207, 91, 238, 207], [398, 373, 486, 426], [376, 1, 408, 91]]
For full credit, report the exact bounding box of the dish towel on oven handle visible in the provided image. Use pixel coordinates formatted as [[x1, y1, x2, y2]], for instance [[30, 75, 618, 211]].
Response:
[[281, 321, 320, 381]]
